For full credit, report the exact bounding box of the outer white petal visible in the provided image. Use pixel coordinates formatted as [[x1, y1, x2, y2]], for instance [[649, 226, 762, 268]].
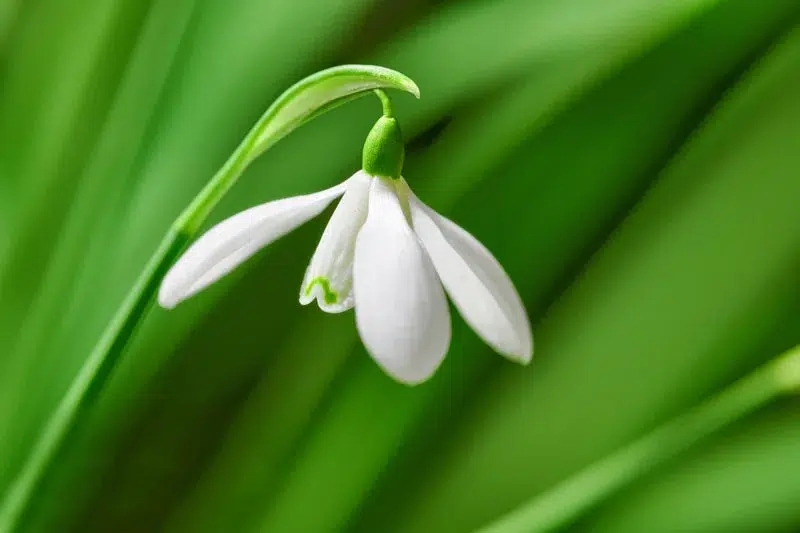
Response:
[[353, 177, 451, 385], [159, 179, 349, 308], [300, 171, 370, 313], [403, 180, 533, 363]]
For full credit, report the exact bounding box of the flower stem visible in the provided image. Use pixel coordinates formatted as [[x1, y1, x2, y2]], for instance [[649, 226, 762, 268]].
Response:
[[0, 64, 421, 533], [476, 344, 800, 533], [373, 88, 394, 118]]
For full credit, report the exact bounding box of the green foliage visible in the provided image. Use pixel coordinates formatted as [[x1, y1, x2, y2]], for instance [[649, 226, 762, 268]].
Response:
[[0, 1, 799, 532]]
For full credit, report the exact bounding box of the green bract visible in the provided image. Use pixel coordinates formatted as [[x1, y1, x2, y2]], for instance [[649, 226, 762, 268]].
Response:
[[177, 65, 419, 234], [250, 66, 419, 159]]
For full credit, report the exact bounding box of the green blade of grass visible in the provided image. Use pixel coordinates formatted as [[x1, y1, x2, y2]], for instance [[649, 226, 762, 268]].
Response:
[[575, 307, 800, 533], [583, 397, 800, 533], [475, 345, 800, 533]]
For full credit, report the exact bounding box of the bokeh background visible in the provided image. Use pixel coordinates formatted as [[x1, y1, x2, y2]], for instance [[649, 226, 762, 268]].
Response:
[[1, 0, 800, 532]]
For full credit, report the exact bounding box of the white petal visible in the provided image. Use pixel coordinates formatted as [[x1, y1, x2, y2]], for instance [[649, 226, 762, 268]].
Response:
[[300, 171, 370, 312], [404, 180, 533, 363], [353, 177, 451, 385], [159, 180, 349, 308]]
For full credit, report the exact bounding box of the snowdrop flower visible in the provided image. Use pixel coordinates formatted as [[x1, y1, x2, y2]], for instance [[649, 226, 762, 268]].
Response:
[[159, 91, 532, 384]]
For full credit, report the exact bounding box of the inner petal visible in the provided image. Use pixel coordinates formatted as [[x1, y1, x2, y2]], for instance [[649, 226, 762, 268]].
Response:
[[299, 171, 371, 313]]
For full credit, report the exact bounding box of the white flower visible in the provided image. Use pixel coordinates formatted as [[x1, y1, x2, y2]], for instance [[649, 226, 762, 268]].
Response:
[[159, 171, 533, 384]]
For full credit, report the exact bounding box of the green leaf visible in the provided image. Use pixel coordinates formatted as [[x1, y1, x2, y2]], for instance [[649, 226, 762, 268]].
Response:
[[475, 345, 800, 533]]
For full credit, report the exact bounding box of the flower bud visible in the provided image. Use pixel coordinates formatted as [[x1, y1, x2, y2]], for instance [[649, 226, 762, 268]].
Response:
[[362, 112, 405, 179]]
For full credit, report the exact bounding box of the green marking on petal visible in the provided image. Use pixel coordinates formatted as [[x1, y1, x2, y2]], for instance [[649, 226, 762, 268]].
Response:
[[305, 277, 338, 305]]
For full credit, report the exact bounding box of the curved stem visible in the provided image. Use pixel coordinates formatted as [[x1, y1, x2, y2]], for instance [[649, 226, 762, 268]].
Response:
[[374, 88, 395, 117], [476, 344, 800, 533]]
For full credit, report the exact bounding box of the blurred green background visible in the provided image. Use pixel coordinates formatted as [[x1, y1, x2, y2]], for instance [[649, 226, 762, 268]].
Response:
[[1, 0, 800, 531]]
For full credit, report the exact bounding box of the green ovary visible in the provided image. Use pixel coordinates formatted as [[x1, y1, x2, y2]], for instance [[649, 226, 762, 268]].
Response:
[[305, 277, 338, 305]]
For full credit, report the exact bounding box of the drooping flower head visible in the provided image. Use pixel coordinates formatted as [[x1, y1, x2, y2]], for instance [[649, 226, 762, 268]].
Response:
[[159, 89, 532, 384]]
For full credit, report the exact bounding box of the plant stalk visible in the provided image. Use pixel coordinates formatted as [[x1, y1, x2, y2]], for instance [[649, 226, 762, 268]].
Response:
[[0, 69, 418, 532]]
